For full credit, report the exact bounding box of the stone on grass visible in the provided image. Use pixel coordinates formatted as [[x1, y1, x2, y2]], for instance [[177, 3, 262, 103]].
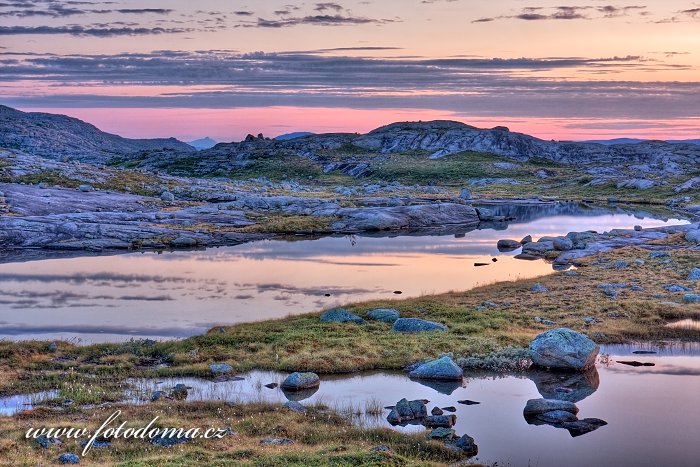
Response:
[[429, 427, 455, 439], [392, 318, 447, 333], [531, 283, 549, 293], [665, 284, 691, 293], [409, 356, 463, 381], [685, 230, 700, 243], [683, 294, 700, 303], [280, 372, 320, 391], [260, 438, 295, 446], [687, 268, 700, 280], [160, 191, 175, 202], [529, 328, 599, 371], [366, 308, 400, 323], [320, 308, 365, 324], [209, 363, 233, 375], [78, 184, 93, 192], [58, 453, 80, 464], [459, 188, 472, 200]]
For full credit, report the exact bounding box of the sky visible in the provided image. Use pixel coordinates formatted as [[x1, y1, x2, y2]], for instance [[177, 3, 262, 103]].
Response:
[[0, 0, 699, 142]]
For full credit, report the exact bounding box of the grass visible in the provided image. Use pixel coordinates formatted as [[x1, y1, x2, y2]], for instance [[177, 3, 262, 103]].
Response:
[[0, 401, 469, 466]]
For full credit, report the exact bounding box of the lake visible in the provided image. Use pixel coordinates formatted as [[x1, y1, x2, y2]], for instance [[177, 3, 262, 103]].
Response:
[[0, 204, 686, 343]]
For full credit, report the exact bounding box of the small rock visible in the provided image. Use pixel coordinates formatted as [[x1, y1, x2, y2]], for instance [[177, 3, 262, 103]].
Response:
[[280, 372, 320, 391], [431, 407, 444, 416], [553, 238, 574, 251], [264, 382, 278, 389], [78, 184, 93, 192], [687, 268, 700, 281], [160, 191, 175, 202], [171, 236, 197, 248], [260, 438, 295, 446], [423, 415, 457, 428], [36, 435, 62, 449], [613, 260, 628, 269], [441, 406, 457, 412], [649, 251, 670, 258], [683, 294, 700, 303], [531, 283, 549, 293], [459, 188, 472, 200], [534, 317, 557, 326], [617, 361, 655, 367], [634, 225, 642, 231], [457, 400, 480, 405], [47, 341, 58, 352], [429, 427, 455, 439], [520, 235, 533, 244], [151, 390, 165, 401], [392, 318, 448, 333], [371, 445, 392, 453], [209, 363, 233, 375], [58, 453, 80, 464], [523, 399, 579, 416], [665, 284, 691, 292]]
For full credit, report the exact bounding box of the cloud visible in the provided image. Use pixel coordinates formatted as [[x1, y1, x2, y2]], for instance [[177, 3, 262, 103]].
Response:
[[251, 14, 397, 28], [476, 5, 648, 23], [0, 25, 192, 36], [314, 2, 344, 12], [0, 50, 696, 120]]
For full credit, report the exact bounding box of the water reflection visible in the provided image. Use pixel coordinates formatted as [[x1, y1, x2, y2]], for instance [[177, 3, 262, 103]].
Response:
[[529, 367, 600, 402], [0, 206, 686, 343]]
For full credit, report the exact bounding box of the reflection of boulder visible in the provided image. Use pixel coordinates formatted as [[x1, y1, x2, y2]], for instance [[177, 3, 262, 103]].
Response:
[[282, 386, 318, 402], [409, 377, 463, 395], [523, 398, 608, 437], [528, 367, 600, 402]]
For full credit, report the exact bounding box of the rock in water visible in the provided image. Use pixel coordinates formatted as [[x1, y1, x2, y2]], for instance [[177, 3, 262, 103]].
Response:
[[319, 308, 366, 324], [451, 434, 478, 456], [530, 328, 599, 371], [408, 356, 463, 380], [366, 308, 401, 323], [523, 398, 579, 416], [392, 318, 448, 333], [280, 372, 320, 391]]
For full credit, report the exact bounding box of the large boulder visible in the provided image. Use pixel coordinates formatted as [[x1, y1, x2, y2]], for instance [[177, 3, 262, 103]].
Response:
[[529, 328, 599, 371], [392, 318, 448, 333], [320, 308, 365, 324], [367, 308, 401, 323], [685, 229, 700, 243], [522, 241, 554, 255], [280, 372, 320, 391], [409, 356, 463, 381]]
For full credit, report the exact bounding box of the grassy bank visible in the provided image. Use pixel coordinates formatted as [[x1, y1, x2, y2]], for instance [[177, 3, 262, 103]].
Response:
[[0, 401, 467, 466]]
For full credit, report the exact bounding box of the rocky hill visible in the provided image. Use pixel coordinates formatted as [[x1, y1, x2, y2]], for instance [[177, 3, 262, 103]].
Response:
[[0, 105, 193, 163]]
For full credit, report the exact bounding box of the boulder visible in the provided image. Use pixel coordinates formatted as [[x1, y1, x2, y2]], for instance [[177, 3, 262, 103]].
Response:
[[529, 328, 599, 371], [553, 238, 574, 251], [523, 398, 579, 416], [280, 372, 320, 391], [685, 230, 700, 243], [366, 308, 400, 323], [520, 235, 533, 244], [522, 241, 554, 255], [408, 356, 463, 381], [320, 308, 366, 324], [160, 191, 175, 202], [459, 188, 472, 200], [392, 318, 447, 333], [209, 363, 233, 375]]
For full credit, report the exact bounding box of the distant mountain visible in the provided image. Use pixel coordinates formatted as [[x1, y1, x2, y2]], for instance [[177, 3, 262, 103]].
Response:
[[0, 105, 193, 163], [274, 132, 315, 141], [188, 137, 217, 150], [586, 138, 700, 146]]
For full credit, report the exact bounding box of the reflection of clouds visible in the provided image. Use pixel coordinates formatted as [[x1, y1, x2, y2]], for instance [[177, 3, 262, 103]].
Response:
[[0, 272, 199, 284], [0, 323, 202, 337], [605, 363, 700, 377], [235, 282, 391, 296]]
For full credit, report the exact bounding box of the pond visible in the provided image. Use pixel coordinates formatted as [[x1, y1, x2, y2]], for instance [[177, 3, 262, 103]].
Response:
[[118, 343, 698, 467], [0, 204, 686, 343]]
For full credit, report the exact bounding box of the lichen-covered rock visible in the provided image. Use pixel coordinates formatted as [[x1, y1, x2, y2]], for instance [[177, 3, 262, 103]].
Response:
[[408, 356, 463, 380], [423, 414, 457, 428], [392, 318, 447, 333], [529, 328, 599, 371], [58, 453, 80, 464], [209, 363, 233, 375], [280, 372, 320, 391], [451, 434, 478, 456], [320, 308, 366, 324]]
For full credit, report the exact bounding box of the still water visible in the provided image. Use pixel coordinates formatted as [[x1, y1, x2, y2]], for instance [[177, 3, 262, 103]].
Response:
[[117, 343, 698, 467], [0, 205, 686, 343]]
